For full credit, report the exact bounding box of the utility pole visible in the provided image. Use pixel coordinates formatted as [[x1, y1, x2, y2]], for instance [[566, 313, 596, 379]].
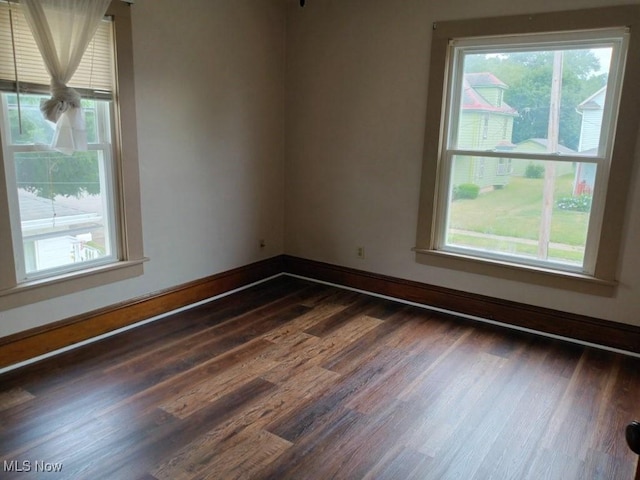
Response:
[[538, 50, 563, 260]]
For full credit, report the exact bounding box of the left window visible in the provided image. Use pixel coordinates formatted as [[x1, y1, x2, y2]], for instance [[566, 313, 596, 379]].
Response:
[[2, 93, 116, 279], [0, 1, 145, 309]]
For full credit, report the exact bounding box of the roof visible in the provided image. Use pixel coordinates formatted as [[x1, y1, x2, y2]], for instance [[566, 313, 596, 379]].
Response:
[[516, 138, 576, 154], [578, 147, 598, 156], [577, 86, 606, 111], [462, 73, 517, 116], [18, 190, 101, 232], [465, 72, 508, 89]]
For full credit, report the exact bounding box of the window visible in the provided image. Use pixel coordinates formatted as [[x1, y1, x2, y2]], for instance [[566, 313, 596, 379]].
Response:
[[415, 6, 640, 293], [1, 93, 117, 279], [496, 159, 510, 176], [476, 158, 485, 179], [0, 1, 144, 309]]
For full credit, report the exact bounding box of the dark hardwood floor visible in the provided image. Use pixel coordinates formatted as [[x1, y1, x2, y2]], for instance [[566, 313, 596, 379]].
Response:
[[1, 276, 639, 479]]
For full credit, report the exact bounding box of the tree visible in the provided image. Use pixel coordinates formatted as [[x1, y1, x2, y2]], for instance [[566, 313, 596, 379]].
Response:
[[15, 152, 100, 200], [8, 94, 101, 199], [464, 50, 608, 150]]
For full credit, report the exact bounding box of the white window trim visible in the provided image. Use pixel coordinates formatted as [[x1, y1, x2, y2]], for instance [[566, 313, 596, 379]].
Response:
[[414, 5, 640, 295], [0, 1, 145, 311]]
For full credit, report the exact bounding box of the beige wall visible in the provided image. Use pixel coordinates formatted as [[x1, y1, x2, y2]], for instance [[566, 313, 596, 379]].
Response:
[[284, 0, 640, 326], [0, 0, 286, 337]]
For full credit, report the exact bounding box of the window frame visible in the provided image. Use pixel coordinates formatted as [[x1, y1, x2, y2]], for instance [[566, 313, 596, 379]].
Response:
[[414, 5, 640, 295], [0, 1, 145, 310], [438, 30, 627, 276], [0, 93, 118, 281]]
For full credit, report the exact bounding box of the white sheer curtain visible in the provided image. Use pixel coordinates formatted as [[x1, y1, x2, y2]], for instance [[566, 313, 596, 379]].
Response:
[[21, 0, 111, 154]]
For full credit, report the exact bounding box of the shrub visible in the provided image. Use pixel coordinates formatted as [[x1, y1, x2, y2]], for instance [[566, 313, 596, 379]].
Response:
[[525, 163, 545, 179], [556, 194, 592, 212], [453, 183, 480, 200]]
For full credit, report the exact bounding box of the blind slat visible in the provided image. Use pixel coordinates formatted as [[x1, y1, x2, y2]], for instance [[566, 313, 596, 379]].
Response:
[[0, 2, 114, 92]]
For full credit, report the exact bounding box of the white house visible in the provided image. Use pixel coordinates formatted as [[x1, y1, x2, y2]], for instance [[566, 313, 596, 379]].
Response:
[[574, 85, 606, 194], [19, 190, 104, 273]]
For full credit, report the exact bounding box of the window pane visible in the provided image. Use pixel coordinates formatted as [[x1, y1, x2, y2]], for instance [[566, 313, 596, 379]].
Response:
[[7, 94, 100, 146], [453, 46, 613, 156], [445, 156, 595, 268], [6, 94, 55, 145], [15, 150, 114, 275], [81, 99, 100, 144]]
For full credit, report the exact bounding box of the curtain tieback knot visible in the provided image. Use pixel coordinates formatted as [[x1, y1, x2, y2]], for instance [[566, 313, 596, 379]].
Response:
[[41, 79, 82, 123]]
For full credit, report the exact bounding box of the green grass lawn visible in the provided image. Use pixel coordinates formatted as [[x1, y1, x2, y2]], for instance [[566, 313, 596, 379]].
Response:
[[448, 174, 590, 263]]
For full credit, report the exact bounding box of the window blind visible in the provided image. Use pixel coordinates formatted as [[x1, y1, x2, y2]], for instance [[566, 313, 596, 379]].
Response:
[[0, 1, 114, 95]]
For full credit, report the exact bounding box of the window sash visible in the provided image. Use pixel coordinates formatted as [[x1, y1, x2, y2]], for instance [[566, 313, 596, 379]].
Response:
[[435, 152, 606, 274], [445, 30, 628, 159]]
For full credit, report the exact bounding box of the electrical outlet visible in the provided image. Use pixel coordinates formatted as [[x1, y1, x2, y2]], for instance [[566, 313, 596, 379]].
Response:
[[356, 246, 365, 259]]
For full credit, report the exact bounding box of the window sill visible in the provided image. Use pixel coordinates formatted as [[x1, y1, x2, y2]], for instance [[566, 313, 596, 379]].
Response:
[[414, 248, 616, 296], [0, 258, 148, 311]]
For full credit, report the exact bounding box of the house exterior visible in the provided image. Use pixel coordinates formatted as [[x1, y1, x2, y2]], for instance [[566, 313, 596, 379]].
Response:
[[19, 190, 104, 273], [577, 86, 606, 152], [452, 72, 517, 191], [574, 86, 605, 194], [511, 138, 576, 178]]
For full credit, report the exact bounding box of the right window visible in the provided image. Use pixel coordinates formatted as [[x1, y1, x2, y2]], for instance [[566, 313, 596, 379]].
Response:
[[440, 31, 626, 274], [416, 7, 640, 292]]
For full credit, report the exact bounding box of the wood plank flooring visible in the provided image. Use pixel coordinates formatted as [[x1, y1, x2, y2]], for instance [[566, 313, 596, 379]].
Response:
[[1, 276, 639, 479]]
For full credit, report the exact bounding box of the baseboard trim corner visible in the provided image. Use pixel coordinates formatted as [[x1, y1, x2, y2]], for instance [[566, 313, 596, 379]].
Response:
[[3, 253, 637, 371], [282, 255, 640, 354]]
